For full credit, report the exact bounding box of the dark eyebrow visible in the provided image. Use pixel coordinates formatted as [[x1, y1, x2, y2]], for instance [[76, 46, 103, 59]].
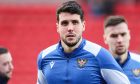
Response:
[[61, 20, 69, 26], [121, 32, 127, 36], [72, 20, 79, 23], [110, 34, 118, 38]]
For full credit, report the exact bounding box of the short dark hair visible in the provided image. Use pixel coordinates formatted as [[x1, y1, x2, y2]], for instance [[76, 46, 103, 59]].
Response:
[[0, 47, 8, 55], [56, 1, 84, 22], [104, 15, 127, 29]]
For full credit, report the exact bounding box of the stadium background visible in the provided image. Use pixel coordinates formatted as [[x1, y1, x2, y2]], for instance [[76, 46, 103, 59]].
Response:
[[0, 0, 140, 84]]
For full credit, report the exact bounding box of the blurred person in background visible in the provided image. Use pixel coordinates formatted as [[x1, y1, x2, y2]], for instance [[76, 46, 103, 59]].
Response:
[[0, 47, 14, 84], [87, 0, 116, 17], [103, 15, 140, 84], [37, 1, 130, 84]]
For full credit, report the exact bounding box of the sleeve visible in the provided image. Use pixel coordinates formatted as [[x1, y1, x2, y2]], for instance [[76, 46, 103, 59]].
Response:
[[97, 48, 130, 84], [36, 52, 47, 84]]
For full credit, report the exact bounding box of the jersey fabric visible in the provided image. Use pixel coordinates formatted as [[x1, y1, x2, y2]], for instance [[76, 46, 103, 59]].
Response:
[[118, 52, 140, 84], [37, 39, 130, 84]]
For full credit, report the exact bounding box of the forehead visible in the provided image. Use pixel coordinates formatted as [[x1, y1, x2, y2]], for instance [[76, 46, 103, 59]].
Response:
[[59, 12, 81, 21], [0, 52, 12, 63], [105, 23, 129, 34]]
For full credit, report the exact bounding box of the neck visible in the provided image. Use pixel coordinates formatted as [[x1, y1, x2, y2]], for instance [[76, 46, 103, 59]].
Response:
[[61, 38, 82, 53], [113, 51, 128, 64]]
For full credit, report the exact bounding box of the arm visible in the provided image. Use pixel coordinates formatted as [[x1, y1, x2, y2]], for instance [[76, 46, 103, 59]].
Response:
[[37, 70, 47, 84], [97, 48, 130, 84], [101, 69, 130, 84], [37, 52, 47, 84]]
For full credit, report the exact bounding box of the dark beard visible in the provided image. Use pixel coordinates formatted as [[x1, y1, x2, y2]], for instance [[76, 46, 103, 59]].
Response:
[[0, 73, 9, 84], [65, 41, 77, 47], [63, 37, 81, 47], [115, 49, 126, 56]]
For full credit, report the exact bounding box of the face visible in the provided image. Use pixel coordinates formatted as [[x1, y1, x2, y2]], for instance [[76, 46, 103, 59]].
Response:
[[104, 22, 131, 56], [57, 12, 85, 47], [0, 52, 14, 79]]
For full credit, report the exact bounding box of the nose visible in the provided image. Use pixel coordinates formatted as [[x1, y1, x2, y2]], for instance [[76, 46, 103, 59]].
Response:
[[117, 35, 123, 43], [67, 23, 74, 31], [9, 62, 14, 70]]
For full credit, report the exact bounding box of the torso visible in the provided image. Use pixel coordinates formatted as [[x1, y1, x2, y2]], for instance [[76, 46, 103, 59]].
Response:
[[122, 52, 140, 84]]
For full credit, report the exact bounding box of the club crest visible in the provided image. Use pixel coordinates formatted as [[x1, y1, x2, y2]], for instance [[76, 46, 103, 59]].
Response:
[[132, 68, 140, 77], [77, 58, 87, 68]]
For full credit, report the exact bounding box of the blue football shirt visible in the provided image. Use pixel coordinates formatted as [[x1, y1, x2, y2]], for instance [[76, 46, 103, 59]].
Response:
[[37, 39, 130, 84]]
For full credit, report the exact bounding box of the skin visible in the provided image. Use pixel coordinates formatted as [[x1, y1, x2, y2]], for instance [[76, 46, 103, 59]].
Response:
[[0, 52, 14, 79], [104, 22, 131, 63], [56, 12, 85, 53]]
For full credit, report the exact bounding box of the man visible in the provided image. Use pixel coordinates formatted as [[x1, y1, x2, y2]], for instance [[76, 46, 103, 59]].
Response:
[[37, 1, 130, 84], [103, 15, 140, 84], [0, 47, 14, 84]]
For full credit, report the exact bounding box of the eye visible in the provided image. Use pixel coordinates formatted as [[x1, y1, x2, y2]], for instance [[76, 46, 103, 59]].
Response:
[[110, 34, 118, 38], [72, 20, 79, 25], [121, 33, 126, 37], [3, 62, 8, 66], [61, 20, 68, 26]]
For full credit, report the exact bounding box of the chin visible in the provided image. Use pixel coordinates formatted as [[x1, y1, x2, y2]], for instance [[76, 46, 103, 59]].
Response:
[[67, 39, 77, 44], [68, 43, 77, 47], [7, 73, 13, 78], [116, 51, 126, 55], [66, 41, 77, 47]]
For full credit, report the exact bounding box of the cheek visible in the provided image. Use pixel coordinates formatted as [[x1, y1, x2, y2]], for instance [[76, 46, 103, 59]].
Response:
[[58, 30, 67, 38], [125, 37, 130, 42], [107, 39, 116, 45], [75, 28, 83, 33], [57, 28, 65, 34], [124, 39, 130, 45], [60, 30, 67, 35], [0, 66, 6, 72]]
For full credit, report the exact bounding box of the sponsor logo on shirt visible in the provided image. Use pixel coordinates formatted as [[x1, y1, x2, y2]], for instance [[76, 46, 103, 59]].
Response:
[[50, 61, 55, 69], [132, 68, 140, 77], [77, 58, 87, 68]]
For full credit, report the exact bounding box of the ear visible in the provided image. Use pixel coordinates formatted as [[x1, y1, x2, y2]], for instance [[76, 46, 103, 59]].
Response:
[[56, 23, 59, 33], [82, 21, 85, 31], [128, 29, 131, 40], [103, 34, 108, 44]]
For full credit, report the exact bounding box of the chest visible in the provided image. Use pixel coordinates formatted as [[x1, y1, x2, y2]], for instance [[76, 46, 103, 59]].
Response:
[[123, 60, 140, 84], [41, 55, 104, 84]]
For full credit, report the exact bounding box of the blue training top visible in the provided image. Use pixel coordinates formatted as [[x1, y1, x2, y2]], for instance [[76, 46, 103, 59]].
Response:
[[37, 39, 130, 84], [119, 52, 140, 84]]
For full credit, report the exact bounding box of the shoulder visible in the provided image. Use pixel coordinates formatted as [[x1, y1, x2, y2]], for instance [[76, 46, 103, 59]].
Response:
[[37, 43, 58, 69], [38, 44, 58, 58], [129, 52, 140, 62], [41, 43, 58, 59], [83, 40, 101, 56], [83, 40, 111, 57], [37, 43, 58, 61], [83, 40, 121, 70]]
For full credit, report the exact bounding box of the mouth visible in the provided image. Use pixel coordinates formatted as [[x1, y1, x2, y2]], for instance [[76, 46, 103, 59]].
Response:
[[66, 34, 76, 38], [66, 34, 76, 41], [116, 45, 124, 49], [7, 71, 13, 76]]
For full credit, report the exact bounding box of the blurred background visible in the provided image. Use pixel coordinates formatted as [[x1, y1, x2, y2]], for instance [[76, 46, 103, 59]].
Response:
[[0, 0, 140, 84]]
